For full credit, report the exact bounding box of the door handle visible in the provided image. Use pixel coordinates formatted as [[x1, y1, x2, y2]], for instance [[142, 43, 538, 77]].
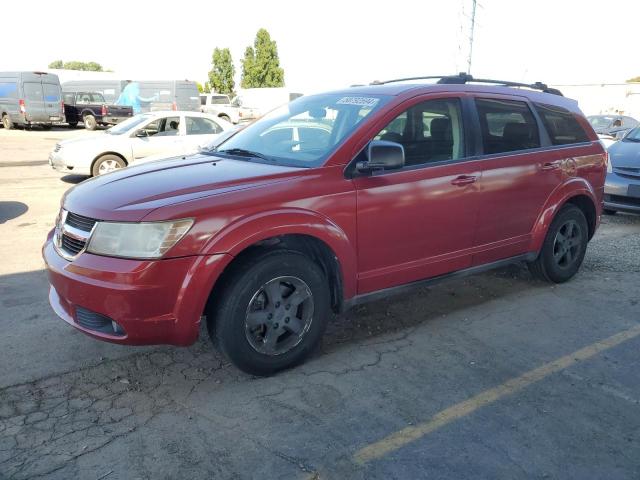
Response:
[[451, 175, 477, 186], [541, 160, 562, 170]]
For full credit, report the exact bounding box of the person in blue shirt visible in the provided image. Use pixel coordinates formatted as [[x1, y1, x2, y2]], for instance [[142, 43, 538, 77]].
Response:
[[116, 81, 157, 114]]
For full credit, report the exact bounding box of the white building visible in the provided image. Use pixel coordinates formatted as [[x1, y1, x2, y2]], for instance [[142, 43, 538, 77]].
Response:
[[552, 82, 640, 118]]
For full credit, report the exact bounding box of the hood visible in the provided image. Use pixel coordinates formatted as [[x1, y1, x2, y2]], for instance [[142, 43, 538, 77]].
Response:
[[59, 132, 107, 147], [608, 140, 640, 168], [63, 154, 304, 221]]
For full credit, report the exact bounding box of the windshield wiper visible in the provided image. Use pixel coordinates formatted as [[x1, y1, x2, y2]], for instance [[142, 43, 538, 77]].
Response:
[[217, 148, 273, 161]]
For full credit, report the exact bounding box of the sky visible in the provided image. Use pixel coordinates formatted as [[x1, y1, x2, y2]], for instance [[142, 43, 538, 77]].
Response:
[[2, 0, 639, 94]]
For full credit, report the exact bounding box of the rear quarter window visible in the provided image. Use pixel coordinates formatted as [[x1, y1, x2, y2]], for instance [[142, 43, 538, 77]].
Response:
[[535, 103, 590, 145]]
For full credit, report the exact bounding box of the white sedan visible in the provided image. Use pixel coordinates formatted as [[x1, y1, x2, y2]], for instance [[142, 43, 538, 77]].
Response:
[[48, 111, 234, 176]]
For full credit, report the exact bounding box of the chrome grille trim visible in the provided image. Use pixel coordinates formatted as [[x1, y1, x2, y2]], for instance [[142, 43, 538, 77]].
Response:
[[53, 209, 98, 261]]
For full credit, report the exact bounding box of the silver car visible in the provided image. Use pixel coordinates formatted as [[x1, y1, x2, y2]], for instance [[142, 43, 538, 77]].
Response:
[[604, 126, 640, 214]]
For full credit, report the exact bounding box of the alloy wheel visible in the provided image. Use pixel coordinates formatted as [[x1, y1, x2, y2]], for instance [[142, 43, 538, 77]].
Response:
[[553, 219, 582, 269], [244, 276, 314, 355]]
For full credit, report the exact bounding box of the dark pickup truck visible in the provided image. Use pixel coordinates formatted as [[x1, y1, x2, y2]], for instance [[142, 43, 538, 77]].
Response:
[[62, 91, 133, 130]]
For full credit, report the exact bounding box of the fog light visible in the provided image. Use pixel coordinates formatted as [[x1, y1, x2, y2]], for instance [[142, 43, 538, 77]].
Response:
[[112, 321, 125, 335]]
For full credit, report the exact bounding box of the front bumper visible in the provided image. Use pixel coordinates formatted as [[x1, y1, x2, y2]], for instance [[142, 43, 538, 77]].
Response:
[[604, 173, 640, 213], [48, 150, 91, 176], [43, 232, 233, 346]]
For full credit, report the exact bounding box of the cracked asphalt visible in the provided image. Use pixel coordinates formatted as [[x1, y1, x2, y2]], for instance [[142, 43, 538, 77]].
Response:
[[1, 128, 639, 479]]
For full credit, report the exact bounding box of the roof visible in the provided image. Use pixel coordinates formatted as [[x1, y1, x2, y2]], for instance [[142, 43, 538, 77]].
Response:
[[327, 82, 579, 111]]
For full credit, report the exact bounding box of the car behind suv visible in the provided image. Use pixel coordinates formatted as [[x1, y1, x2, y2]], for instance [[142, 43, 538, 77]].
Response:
[[43, 74, 607, 376]]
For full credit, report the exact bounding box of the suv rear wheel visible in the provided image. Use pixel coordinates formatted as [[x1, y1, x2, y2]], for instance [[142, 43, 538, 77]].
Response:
[[528, 204, 588, 283], [208, 250, 330, 376]]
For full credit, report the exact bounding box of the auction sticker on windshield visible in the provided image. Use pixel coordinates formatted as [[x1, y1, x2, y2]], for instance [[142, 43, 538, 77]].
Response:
[[337, 96, 380, 107]]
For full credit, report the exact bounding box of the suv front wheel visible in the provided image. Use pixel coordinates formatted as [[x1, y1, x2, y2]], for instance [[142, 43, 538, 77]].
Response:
[[208, 250, 331, 376], [528, 204, 588, 283]]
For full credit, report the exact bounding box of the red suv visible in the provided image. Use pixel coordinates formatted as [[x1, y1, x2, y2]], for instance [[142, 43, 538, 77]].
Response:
[[43, 74, 606, 375]]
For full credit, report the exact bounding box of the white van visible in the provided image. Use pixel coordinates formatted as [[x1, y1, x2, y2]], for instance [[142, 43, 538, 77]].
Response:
[[0, 72, 64, 129]]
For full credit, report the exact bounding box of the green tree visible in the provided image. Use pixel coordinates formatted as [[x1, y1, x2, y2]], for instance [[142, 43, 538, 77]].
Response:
[[627, 76, 640, 83], [58, 60, 104, 71], [208, 48, 235, 94], [196, 82, 211, 93], [241, 28, 284, 88]]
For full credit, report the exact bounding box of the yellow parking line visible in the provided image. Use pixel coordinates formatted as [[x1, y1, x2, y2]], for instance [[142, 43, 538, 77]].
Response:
[[354, 323, 640, 464]]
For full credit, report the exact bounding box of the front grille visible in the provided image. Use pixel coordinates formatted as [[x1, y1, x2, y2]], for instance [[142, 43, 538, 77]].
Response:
[[75, 307, 125, 336], [606, 194, 640, 207], [66, 212, 97, 232], [61, 234, 86, 255]]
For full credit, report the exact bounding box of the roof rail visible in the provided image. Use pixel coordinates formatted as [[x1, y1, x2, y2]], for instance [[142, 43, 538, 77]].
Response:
[[371, 73, 563, 96]]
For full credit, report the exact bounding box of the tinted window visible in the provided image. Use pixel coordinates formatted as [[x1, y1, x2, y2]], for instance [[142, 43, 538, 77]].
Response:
[[200, 95, 207, 106], [374, 98, 465, 166], [24, 82, 43, 101], [210, 95, 229, 104], [535, 103, 590, 145], [63, 93, 75, 104], [476, 98, 540, 154], [43, 83, 61, 102], [186, 116, 222, 135], [0, 81, 18, 99], [90, 93, 105, 103]]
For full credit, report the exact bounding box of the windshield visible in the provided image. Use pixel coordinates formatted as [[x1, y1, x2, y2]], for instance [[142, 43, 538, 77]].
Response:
[[106, 114, 153, 135], [588, 116, 614, 128], [210, 93, 390, 167], [623, 126, 640, 141]]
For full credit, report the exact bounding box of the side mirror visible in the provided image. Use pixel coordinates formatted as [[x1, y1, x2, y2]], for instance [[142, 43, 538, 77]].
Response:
[[135, 129, 148, 138], [356, 140, 405, 174]]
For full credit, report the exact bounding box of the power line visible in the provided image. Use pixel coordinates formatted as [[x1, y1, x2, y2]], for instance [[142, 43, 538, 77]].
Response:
[[467, 0, 477, 74]]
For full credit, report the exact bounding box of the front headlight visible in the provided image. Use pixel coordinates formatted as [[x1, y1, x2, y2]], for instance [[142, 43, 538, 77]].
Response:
[[607, 154, 612, 173], [87, 219, 193, 259]]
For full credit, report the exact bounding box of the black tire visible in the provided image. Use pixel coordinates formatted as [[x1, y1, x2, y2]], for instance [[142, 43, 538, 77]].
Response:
[[219, 114, 231, 123], [84, 114, 97, 131], [2, 114, 13, 130], [68, 122, 78, 128], [208, 250, 331, 376], [528, 204, 589, 283], [91, 154, 126, 176], [603, 209, 617, 215]]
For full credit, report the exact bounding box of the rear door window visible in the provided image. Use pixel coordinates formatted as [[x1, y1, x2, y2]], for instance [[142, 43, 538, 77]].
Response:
[[43, 83, 61, 102], [475, 98, 540, 154], [186, 116, 222, 135], [24, 82, 44, 101], [534, 103, 590, 145], [91, 93, 106, 103]]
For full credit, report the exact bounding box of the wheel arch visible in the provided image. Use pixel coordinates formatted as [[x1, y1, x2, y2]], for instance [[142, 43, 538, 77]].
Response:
[[200, 211, 357, 315], [531, 179, 599, 252], [90, 151, 129, 173]]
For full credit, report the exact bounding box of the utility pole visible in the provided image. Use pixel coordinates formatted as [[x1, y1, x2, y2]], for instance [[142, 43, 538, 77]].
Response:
[[467, 0, 477, 74]]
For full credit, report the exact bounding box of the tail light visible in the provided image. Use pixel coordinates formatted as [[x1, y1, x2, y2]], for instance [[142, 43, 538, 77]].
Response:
[[101, 105, 108, 116], [19, 99, 26, 114], [171, 101, 177, 111], [61, 100, 65, 114]]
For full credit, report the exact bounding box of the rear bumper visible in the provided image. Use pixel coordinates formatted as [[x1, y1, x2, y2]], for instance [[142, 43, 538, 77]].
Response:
[[101, 115, 131, 125], [43, 232, 233, 346]]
